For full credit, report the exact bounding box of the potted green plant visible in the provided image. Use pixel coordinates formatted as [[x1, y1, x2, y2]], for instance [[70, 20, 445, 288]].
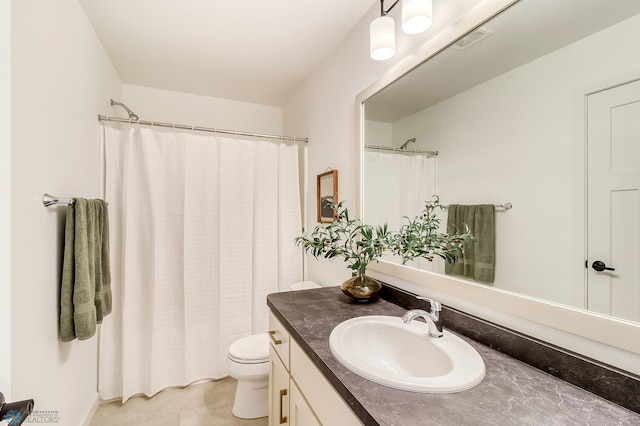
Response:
[[295, 197, 473, 302]]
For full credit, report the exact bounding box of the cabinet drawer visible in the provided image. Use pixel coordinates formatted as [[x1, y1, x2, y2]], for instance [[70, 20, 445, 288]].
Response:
[[269, 311, 290, 369], [290, 339, 362, 426]]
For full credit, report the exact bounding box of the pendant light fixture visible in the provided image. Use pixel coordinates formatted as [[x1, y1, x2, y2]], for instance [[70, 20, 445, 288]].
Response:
[[370, 14, 396, 61], [370, 0, 433, 61], [402, 0, 432, 34]]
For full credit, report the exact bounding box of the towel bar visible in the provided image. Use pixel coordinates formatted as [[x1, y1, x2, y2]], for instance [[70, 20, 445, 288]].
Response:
[[43, 193, 74, 207], [43, 194, 109, 207], [445, 202, 512, 210]]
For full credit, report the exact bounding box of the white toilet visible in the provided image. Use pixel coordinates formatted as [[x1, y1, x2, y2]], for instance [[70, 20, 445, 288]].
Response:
[[227, 281, 320, 419]]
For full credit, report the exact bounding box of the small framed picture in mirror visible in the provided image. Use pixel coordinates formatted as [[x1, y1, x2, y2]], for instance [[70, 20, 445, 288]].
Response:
[[317, 169, 338, 223]]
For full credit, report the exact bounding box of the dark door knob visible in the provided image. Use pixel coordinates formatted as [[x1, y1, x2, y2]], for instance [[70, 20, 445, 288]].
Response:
[[592, 260, 615, 272]]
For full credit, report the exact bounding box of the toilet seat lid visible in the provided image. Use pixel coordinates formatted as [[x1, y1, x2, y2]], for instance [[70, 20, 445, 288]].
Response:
[[229, 333, 269, 362]]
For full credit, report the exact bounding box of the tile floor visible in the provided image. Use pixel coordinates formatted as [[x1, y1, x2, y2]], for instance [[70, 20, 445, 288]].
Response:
[[90, 378, 268, 426]]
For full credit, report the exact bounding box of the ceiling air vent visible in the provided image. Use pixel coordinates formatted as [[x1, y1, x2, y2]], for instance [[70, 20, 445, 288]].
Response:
[[451, 28, 493, 51]]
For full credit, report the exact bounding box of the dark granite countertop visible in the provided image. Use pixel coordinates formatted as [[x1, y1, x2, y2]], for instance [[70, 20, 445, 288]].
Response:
[[267, 286, 640, 426]]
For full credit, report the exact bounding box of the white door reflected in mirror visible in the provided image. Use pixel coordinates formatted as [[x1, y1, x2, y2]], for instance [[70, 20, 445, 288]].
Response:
[[587, 79, 640, 322]]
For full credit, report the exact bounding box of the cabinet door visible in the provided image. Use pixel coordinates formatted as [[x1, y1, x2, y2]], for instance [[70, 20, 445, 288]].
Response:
[[290, 339, 362, 425], [269, 345, 290, 426], [289, 380, 321, 426]]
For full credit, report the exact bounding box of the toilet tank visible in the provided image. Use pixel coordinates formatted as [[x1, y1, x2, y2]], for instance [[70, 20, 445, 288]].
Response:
[[290, 281, 320, 291]]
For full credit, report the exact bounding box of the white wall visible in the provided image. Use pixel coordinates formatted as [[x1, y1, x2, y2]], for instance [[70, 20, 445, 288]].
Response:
[[0, 0, 11, 400], [392, 13, 640, 305], [11, 0, 122, 424], [364, 120, 392, 148], [122, 84, 283, 134]]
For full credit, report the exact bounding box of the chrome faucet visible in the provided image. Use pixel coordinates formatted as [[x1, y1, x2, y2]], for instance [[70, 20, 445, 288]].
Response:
[[402, 298, 443, 338]]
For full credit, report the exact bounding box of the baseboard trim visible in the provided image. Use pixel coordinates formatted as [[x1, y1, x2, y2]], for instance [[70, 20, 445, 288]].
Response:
[[81, 392, 100, 426]]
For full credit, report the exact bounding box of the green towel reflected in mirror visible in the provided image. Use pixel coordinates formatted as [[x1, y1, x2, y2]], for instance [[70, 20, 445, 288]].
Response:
[[445, 204, 495, 284]]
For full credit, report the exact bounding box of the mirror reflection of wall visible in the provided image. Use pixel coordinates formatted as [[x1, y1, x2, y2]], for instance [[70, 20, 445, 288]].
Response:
[[363, 0, 640, 322]]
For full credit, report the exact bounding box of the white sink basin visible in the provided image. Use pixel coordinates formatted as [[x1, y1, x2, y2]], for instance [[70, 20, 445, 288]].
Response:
[[329, 315, 485, 393]]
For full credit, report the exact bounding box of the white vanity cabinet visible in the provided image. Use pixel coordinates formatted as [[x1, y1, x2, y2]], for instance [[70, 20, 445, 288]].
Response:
[[269, 311, 316, 426], [268, 311, 361, 426]]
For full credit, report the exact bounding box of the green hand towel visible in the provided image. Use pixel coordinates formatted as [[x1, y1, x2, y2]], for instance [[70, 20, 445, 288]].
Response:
[[60, 198, 112, 342], [96, 199, 112, 322], [60, 202, 79, 342], [445, 204, 495, 284]]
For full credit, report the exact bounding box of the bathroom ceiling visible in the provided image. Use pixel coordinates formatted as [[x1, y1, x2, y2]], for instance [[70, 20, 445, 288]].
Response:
[[79, 0, 375, 107]]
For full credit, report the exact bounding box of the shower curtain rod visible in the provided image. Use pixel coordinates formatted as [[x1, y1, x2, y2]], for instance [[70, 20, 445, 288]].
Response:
[[98, 115, 308, 143], [365, 144, 438, 156]]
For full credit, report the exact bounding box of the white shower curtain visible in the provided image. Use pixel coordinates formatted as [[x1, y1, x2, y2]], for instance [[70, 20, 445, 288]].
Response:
[[363, 151, 436, 230], [99, 126, 303, 402]]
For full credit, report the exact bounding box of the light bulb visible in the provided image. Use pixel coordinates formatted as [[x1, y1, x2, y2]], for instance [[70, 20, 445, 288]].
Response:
[[370, 15, 395, 61], [402, 0, 432, 35]]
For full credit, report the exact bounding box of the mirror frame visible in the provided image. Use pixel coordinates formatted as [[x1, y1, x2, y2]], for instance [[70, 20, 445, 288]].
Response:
[[317, 169, 339, 223], [356, 0, 640, 356]]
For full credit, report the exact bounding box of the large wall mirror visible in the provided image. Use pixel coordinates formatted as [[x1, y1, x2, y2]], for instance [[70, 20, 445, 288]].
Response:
[[360, 0, 640, 354]]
